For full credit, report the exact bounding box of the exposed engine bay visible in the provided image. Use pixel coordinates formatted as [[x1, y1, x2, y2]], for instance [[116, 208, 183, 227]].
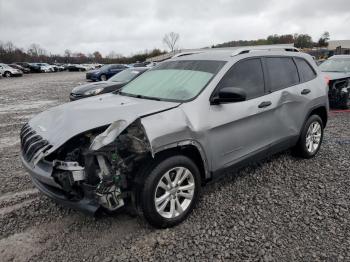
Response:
[[328, 77, 350, 109], [46, 119, 151, 212]]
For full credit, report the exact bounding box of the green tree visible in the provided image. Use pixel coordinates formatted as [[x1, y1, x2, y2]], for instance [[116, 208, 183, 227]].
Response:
[[318, 31, 330, 47]]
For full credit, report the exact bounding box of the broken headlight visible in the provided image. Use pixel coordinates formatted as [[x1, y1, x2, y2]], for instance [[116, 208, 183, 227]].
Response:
[[84, 87, 103, 96]]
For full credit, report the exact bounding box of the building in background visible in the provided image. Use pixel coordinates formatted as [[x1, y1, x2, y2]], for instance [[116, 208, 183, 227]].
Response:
[[328, 40, 350, 55]]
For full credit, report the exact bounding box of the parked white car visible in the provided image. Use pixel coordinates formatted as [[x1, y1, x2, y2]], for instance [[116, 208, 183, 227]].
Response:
[[0, 63, 23, 77], [36, 63, 55, 72]]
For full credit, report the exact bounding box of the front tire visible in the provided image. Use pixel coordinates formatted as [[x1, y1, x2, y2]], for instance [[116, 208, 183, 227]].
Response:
[[4, 71, 11, 77], [140, 155, 201, 228], [294, 115, 324, 158]]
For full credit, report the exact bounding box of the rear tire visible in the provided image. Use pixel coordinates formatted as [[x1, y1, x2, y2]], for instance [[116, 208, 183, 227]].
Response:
[[140, 155, 201, 228], [294, 115, 323, 158]]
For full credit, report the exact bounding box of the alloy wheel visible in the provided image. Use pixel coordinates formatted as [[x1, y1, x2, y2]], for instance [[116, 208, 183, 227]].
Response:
[[154, 166, 195, 219], [305, 121, 322, 153]]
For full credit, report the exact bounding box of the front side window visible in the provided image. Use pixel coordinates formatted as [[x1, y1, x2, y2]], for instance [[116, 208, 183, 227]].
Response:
[[295, 58, 316, 82], [121, 60, 225, 101], [217, 58, 265, 99], [266, 57, 299, 92]]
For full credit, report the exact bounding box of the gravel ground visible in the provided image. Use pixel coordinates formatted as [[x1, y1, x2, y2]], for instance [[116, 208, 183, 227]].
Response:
[[0, 72, 349, 262]]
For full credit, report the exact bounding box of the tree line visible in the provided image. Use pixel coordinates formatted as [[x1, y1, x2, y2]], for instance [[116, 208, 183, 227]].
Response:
[[0, 31, 330, 64], [212, 32, 330, 49], [0, 41, 166, 64]]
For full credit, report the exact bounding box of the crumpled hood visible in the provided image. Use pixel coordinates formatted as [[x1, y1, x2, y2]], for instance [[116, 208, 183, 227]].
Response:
[[29, 93, 179, 152], [322, 72, 350, 80]]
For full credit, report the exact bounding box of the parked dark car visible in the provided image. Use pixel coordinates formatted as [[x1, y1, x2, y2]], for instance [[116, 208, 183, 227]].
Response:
[[9, 64, 31, 73], [67, 64, 88, 72], [70, 67, 148, 101], [319, 55, 350, 109], [15, 62, 42, 73], [86, 64, 129, 81]]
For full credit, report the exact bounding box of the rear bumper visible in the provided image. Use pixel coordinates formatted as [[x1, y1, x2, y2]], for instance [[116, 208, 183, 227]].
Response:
[[21, 154, 100, 215]]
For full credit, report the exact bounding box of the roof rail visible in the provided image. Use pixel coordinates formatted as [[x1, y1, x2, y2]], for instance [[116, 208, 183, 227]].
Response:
[[172, 51, 204, 58], [231, 45, 299, 56]]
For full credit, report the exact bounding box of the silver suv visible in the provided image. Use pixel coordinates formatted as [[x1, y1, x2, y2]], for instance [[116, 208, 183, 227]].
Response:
[[21, 46, 328, 228]]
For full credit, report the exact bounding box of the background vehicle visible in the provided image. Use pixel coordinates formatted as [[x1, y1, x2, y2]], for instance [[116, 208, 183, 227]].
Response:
[[67, 64, 89, 72], [86, 64, 129, 81], [70, 67, 149, 101], [36, 63, 55, 72], [319, 55, 350, 109], [15, 62, 41, 73], [20, 47, 328, 228], [0, 63, 23, 77], [9, 64, 31, 73]]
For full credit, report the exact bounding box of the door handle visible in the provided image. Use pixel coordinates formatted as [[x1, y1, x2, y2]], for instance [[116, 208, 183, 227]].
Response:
[[301, 89, 311, 95], [258, 101, 272, 108]]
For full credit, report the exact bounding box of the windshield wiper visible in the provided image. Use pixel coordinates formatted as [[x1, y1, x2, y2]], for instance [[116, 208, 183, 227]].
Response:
[[322, 70, 346, 73], [119, 91, 161, 101]]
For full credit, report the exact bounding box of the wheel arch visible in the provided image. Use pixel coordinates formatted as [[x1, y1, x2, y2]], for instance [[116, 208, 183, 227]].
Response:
[[307, 106, 328, 128], [152, 141, 210, 184]]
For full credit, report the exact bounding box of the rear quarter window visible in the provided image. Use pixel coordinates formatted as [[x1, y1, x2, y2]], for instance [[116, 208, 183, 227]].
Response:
[[265, 57, 299, 92], [294, 58, 317, 82]]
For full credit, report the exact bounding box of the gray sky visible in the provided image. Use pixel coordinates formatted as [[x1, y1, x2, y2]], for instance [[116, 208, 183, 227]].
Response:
[[0, 0, 349, 56]]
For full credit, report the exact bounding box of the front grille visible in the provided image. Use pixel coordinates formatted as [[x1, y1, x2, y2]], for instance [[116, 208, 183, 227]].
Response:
[[20, 123, 52, 163]]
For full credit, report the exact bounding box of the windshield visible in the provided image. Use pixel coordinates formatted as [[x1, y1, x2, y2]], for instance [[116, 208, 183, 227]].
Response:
[[319, 58, 350, 72], [120, 60, 225, 101], [98, 65, 111, 71], [109, 68, 144, 83]]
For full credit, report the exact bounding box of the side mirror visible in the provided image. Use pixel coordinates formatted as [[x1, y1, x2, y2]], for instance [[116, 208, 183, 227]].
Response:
[[211, 87, 247, 104]]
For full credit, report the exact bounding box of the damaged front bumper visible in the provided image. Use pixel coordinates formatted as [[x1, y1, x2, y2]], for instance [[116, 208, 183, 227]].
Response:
[[21, 154, 100, 215]]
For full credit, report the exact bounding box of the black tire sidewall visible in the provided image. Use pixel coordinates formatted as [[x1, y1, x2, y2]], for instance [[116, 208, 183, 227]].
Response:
[[140, 155, 201, 228], [299, 115, 323, 158]]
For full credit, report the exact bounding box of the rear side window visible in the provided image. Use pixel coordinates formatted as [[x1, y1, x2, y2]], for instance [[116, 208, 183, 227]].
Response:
[[295, 58, 316, 82], [265, 57, 299, 92], [217, 58, 265, 99]]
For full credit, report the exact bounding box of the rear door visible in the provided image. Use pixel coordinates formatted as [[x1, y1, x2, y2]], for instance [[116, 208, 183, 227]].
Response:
[[262, 56, 316, 144], [208, 58, 278, 171], [108, 65, 126, 77]]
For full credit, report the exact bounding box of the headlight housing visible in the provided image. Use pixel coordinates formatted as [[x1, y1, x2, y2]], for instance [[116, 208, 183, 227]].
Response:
[[84, 88, 103, 96]]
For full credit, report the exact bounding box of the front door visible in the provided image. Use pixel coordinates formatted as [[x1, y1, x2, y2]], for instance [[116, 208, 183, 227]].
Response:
[[207, 58, 277, 171]]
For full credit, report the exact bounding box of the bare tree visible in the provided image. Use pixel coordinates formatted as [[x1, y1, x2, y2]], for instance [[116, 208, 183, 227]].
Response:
[[28, 43, 46, 57], [107, 51, 122, 59], [163, 32, 180, 53], [64, 49, 72, 58]]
